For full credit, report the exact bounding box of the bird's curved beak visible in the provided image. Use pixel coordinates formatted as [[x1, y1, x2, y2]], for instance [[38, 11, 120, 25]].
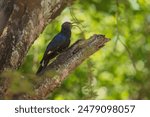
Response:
[[70, 22, 78, 28], [71, 23, 80, 29], [70, 22, 74, 28]]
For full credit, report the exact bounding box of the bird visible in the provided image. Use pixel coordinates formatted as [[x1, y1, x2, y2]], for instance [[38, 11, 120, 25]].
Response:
[[36, 22, 72, 75]]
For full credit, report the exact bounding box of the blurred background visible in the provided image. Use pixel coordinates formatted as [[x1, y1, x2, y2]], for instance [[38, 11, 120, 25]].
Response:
[[19, 0, 150, 99]]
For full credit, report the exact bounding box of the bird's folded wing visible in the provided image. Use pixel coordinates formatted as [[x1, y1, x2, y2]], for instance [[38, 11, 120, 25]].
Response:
[[45, 34, 66, 53], [40, 34, 66, 64]]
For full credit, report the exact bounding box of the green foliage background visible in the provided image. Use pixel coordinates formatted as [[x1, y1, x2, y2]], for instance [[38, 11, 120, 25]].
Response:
[[20, 0, 150, 99]]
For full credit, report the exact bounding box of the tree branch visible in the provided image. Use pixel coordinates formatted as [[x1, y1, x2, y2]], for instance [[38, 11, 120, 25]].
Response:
[[18, 34, 110, 99]]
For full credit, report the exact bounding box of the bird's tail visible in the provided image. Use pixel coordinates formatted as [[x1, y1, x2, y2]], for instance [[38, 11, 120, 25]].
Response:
[[36, 52, 58, 75]]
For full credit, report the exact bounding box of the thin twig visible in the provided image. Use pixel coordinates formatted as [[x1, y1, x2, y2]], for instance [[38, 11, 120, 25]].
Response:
[[69, 7, 85, 38], [114, 0, 137, 71]]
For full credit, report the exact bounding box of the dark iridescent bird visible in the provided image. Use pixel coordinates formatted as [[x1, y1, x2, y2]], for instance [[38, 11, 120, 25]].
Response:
[[36, 22, 72, 74]]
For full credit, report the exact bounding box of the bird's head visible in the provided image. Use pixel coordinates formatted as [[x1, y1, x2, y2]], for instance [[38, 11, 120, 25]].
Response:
[[61, 22, 72, 30]]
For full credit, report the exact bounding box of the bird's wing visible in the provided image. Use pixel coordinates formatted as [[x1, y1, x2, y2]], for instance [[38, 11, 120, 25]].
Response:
[[40, 34, 66, 65], [45, 34, 66, 54]]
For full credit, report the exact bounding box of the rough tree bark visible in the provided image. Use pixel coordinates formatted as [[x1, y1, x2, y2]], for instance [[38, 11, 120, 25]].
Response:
[[0, 0, 110, 99]]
